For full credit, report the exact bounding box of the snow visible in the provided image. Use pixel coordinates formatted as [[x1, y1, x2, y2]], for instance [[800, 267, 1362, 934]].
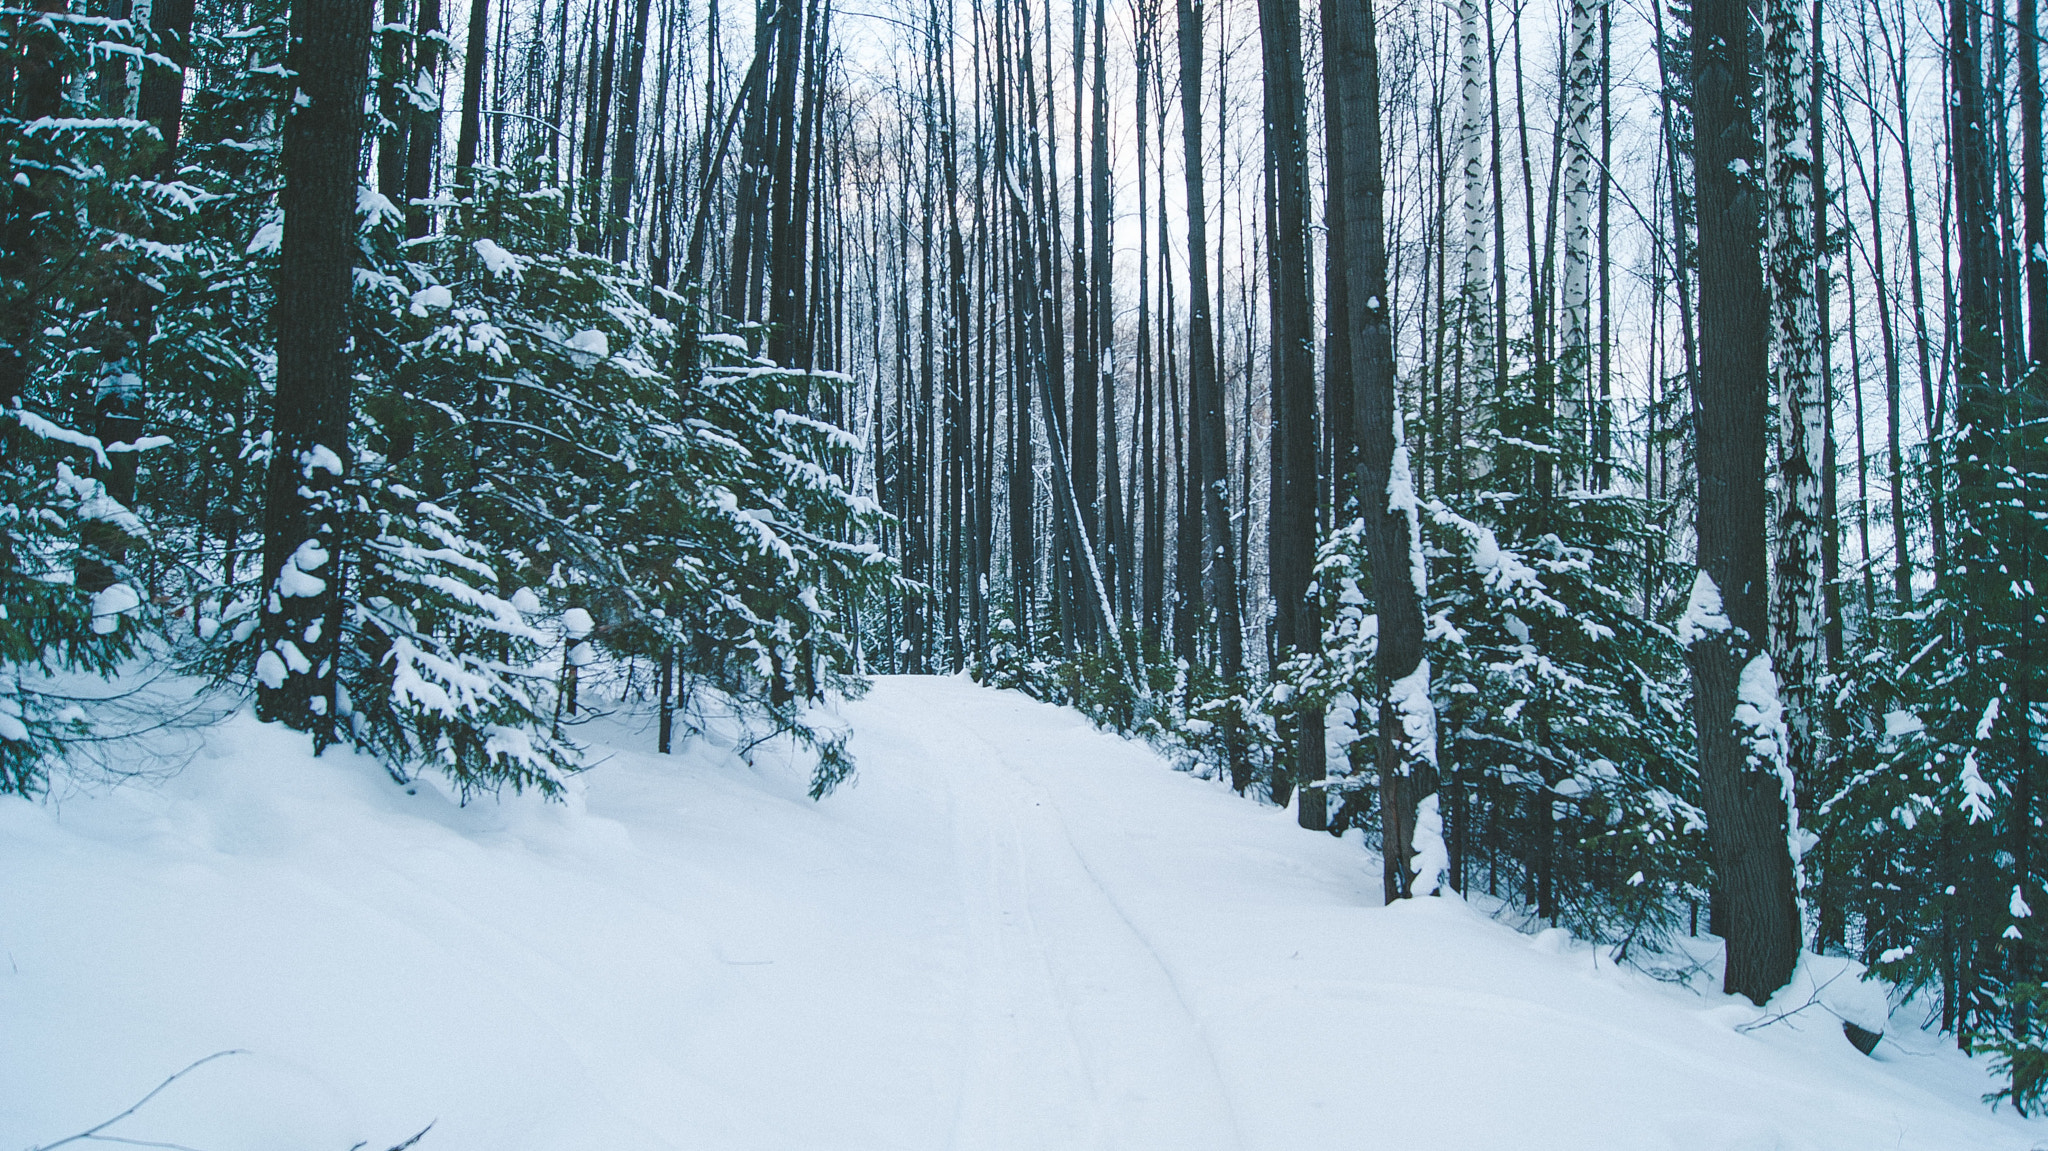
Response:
[[1765, 954, 1890, 1037], [88, 583, 140, 635], [567, 329, 610, 359], [0, 675, 2034, 1150], [1735, 652, 1805, 891], [1388, 658, 1439, 769], [1883, 709, 1924, 739], [1410, 792, 1448, 897], [409, 284, 454, 315], [472, 238, 522, 279], [1676, 569, 1733, 645], [245, 219, 282, 256], [275, 540, 329, 599], [1959, 749, 1996, 823]]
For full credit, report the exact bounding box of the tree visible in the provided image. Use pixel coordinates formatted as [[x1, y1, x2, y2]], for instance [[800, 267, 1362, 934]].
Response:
[[1327, 0, 1438, 901], [1178, 0, 1248, 787], [256, 0, 375, 736], [1256, 0, 1322, 820], [1685, 0, 1801, 1004], [1765, 0, 1826, 845]]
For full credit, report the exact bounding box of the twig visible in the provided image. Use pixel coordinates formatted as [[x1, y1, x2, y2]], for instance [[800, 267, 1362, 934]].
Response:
[[24, 1050, 247, 1151], [1736, 968, 1853, 1033], [381, 1123, 435, 1151]]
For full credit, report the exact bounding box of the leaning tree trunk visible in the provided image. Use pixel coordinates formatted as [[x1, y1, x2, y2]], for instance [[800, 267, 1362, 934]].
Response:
[[1327, 0, 1439, 901], [1687, 0, 1801, 1005], [258, 0, 374, 739]]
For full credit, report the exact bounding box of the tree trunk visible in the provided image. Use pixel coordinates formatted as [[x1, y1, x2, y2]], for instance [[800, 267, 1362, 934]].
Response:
[[402, 0, 443, 238], [1177, 0, 1246, 786], [1327, 0, 1437, 900], [259, 0, 374, 738], [607, 0, 655, 262], [1687, 0, 1800, 1004], [453, 0, 489, 192], [1764, 0, 1825, 855], [1258, 0, 1321, 818], [2026, 0, 2046, 363]]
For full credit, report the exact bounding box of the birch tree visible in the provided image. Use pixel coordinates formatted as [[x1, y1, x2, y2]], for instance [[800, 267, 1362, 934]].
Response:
[[1765, 0, 1826, 830]]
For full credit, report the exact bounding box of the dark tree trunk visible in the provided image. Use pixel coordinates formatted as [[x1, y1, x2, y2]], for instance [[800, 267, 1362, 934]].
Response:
[[1687, 0, 1800, 1004], [84, 0, 196, 588], [1178, 0, 1247, 787], [376, 0, 407, 203], [1327, 0, 1436, 898], [2026, 0, 2046, 363], [259, 0, 374, 738], [1092, 0, 1122, 642], [607, 0, 654, 262], [453, 0, 489, 191], [138, 0, 197, 165], [0, 0, 69, 454], [1321, 0, 1356, 528], [402, 0, 443, 239], [1257, 0, 1321, 820]]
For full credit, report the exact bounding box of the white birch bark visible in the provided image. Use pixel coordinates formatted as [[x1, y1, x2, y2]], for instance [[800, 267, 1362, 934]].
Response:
[[1765, 0, 1825, 791], [1456, 0, 1490, 388], [1559, 0, 1600, 446]]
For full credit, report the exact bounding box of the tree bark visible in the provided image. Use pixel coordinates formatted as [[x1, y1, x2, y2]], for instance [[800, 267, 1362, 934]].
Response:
[[259, 0, 374, 737], [607, 0, 654, 261], [1687, 0, 1800, 1004], [1257, 0, 1320, 818], [402, 0, 442, 239], [453, 0, 489, 192], [1327, 0, 1437, 900], [1177, 0, 1246, 786], [1765, 0, 1825, 851]]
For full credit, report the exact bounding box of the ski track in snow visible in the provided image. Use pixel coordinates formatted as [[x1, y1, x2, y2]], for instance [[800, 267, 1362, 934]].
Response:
[[897, 695, 1244, 1149], [0, 674, 2037, 1150]]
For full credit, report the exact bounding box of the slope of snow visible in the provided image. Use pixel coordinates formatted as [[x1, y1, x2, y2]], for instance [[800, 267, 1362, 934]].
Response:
[[0, 675, 2033, 1150]]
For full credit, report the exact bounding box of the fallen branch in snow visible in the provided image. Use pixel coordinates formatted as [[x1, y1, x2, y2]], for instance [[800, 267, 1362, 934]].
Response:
[[23, 1049, 247, 1151], [1734, 967, 1866, 1038]]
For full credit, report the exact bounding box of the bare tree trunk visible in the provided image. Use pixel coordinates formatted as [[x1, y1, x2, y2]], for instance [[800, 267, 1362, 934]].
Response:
[[453, 0, 489, 193], [1258, 0, 1321, 816], [1328, 0, 1438, 900], [1687, 0, 1801, 1004], [2024, 0, 2046, 362], [1559, 0, 1598, 470], [1178, 0, 1247, 785], [402, 0, 443, 238], [607, 0, 656, 262], [259, 0, 374, 738], [1764, 0, 1825, 857]]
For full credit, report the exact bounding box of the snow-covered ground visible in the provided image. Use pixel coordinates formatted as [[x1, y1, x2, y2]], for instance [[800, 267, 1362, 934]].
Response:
[[1, 675, 2033, 1150]]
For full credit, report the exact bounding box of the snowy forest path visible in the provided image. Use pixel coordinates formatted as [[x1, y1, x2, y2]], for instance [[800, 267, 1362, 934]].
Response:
[[860, 676, 1246, 1150], [2, 675, 2032, 1150]]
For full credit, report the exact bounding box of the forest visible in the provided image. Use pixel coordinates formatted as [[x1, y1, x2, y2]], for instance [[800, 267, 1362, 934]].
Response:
[[1, 0, 2043, 1113]]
